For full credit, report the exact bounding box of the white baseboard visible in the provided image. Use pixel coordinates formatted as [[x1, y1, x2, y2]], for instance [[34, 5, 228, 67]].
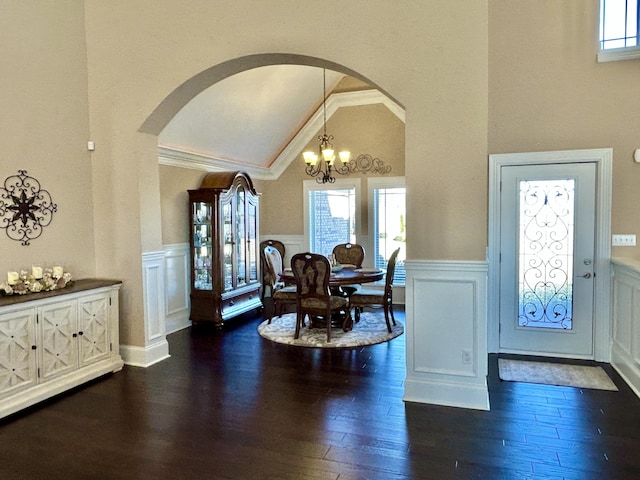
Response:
[[612, 340, 640, 399], [120, 339, 170, 368], [404, 377, 490, 411], [166, 312, 191, 334]]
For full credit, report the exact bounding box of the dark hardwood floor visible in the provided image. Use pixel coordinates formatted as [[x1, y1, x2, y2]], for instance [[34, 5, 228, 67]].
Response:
[[1, 307, 639, 479]]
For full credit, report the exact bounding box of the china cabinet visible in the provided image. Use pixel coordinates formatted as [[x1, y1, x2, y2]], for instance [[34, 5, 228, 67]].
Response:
[[188, 171, 261, 328], [0, 279, 123, 419]]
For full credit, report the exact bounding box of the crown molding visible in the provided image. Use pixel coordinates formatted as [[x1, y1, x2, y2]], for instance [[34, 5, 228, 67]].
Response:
[[270, 90, 404, 179], [158, 146, 277, 180], [158, 89, 405, 181]]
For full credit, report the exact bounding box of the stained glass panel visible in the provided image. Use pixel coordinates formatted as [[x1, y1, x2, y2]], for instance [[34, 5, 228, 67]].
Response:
[[518, 179, 575, 330]]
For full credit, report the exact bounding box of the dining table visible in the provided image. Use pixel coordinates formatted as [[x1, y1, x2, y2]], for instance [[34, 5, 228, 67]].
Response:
[[278, 265, 384, 332], [279, 265, 384, 288]]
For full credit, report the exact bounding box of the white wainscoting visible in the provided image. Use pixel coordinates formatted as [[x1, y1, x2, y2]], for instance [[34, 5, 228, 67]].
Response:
[[261, 235, 305, 268], [611, 258, 640, 398], [164, 243, 191, 334], [404, 260, 489, 410], [143, 237, 407, 367], [121, 251, 171, 367]]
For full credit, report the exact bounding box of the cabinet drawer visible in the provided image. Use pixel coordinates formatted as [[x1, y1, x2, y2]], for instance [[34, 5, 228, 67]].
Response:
[[221, 288, 261, 317]]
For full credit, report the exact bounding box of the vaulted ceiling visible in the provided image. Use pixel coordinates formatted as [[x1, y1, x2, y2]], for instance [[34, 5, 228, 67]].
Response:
[[157, 65, 404, 180]]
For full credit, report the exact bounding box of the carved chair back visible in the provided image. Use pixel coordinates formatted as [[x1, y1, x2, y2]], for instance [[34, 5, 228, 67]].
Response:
[[291, 252, 332, 310], [332, 243, 365, 268]]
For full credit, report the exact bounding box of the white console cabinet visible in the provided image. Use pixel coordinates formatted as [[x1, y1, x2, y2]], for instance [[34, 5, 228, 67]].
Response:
[[0, 279, 123, 419]]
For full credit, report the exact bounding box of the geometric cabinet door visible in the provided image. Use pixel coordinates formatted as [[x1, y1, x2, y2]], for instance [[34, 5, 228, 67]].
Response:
[[77, 294, 110, 366], [0, 309, 37, 400], [39, 300, 77, 382], [39, 295, 110, 383]]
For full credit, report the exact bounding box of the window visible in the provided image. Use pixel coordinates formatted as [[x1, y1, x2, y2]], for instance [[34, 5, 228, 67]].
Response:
[[599, 0, 640, 62], [304, 177, 406, 286], [369, 177, 406, 285], [304, 179, 360, 257]]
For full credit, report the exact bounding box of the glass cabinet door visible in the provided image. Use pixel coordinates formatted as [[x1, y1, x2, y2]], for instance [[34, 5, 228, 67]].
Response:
[[222, 197, 233, 292], [193, 201, 213, 290], [235, 186, 246, 286], [247, 196, 258, 283]]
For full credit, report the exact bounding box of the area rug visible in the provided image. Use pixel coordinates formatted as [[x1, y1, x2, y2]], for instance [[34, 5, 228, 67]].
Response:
[[498, 359, 618, 391], [258, 310, 403, 348]]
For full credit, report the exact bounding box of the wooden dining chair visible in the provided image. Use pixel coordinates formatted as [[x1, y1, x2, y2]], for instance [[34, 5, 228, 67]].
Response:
[[332, 243, 365, 267], [259, 239, 286, 300], [291, 252, 348, 342], [263, 245, 297, 324], [349, 247, 401, 333], [332, 242, 366, 299]]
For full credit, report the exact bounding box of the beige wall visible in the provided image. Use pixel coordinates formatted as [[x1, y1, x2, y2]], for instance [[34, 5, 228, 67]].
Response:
[[159, 166, 206, 246], [0, 1, 95, 280], [489, 0, 640, 259], [3, 0, 488, 346], [6, 1, 637, 350], [158, 102, 404, 243]]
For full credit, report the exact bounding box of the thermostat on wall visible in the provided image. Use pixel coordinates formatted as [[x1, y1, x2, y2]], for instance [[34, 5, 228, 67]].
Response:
[[634, 149, 640, 163]]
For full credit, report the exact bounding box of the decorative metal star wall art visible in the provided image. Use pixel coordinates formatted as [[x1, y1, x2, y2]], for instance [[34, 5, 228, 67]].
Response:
[[0, 170, 57, 245]]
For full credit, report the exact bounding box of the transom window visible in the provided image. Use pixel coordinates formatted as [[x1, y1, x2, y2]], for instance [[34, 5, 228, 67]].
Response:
[[599, 0, 640, 61]]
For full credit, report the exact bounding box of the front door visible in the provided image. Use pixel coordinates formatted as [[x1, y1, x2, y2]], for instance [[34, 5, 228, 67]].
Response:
[[499, 162, 596, 357]]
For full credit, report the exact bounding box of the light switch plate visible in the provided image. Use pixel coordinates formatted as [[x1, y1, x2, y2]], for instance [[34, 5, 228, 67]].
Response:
[[612, 234, 636, 246]]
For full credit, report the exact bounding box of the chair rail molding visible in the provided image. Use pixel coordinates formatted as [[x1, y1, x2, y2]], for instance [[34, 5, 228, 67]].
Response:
[[259, 235, 305, 268], [404, 259, 489, 410]]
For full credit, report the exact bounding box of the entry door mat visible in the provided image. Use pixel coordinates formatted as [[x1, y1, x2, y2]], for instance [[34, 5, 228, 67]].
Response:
[[498, 359, 618, 391]]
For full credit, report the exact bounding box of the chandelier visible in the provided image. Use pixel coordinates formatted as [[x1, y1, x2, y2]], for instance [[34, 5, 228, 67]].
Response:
[[302, 69, 392, 184], [302, 69, 351, 184]]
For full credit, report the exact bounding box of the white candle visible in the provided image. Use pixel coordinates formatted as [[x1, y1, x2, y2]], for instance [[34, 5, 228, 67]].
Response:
[[7, 271, 19, 285], [52, 266, 63, 279], [32, 266, 43, 279]]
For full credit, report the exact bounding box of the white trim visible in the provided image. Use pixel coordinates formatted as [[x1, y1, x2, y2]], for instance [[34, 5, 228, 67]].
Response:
[[139, 251, 171, 367], [142, 251, 167, 343], [259, 235, 305, 267], [120, 341, 170, 368], [303, 178, 362, 253], [163, 243, 191, 334], [158, 145, 273, 179], [610, 258, 640, 399], [598, 45, 640, 63], [487, 148, 612, 361], [367, 176, 406, 278], [404, 259, 489, 410], [272, 91, 404, 180], [158, 90, 405, 180]]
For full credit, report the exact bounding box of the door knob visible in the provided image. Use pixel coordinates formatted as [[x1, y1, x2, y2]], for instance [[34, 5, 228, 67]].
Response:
[[580, 273, 592, 278]]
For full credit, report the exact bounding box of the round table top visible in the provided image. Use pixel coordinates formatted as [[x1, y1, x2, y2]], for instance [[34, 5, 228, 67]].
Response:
[[280, 266, 384, 287]]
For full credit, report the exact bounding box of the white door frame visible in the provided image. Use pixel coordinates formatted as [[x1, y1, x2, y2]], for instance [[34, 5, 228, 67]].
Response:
[[488, 149, 612, 361]]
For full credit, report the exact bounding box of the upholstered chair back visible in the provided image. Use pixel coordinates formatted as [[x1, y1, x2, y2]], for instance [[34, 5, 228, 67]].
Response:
[[263, 245, 285, 292], [291, 252, 332, 310], [332, 243, 365, 267]]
